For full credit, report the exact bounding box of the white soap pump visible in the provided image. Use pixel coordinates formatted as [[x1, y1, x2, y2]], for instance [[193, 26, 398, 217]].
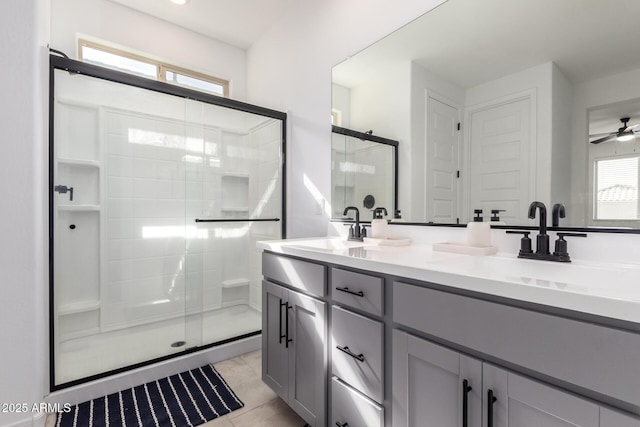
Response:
[[371, 207, 389, 239]]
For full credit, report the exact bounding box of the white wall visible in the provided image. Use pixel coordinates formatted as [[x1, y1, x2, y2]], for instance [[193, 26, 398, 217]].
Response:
[[350, 61, 412, 219], [51, 0, 248, 100], [331, 83, 351, 128], [551, 63, 574, 210], [0, 0, 49, 426], [247, 0, 447, 237]]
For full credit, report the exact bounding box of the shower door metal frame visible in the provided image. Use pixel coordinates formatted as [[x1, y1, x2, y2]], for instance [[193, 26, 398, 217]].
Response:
[[49, 54, 287, 391], [331, 124, 399, 219]]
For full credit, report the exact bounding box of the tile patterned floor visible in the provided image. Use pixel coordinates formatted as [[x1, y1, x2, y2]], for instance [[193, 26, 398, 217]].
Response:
[[201, 350, 305, 427], [46, 350, 306, 427]]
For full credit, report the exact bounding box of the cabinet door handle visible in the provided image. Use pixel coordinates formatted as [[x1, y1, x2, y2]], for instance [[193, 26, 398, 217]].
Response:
[[285, 303, 293, 348], [336, 345, 365, 362], [335, 286, 364, 297], [336, 422, 349, 427], [279, 299, 286, 344], [462, 379, 472, 427], [487, 389, 497, 427]]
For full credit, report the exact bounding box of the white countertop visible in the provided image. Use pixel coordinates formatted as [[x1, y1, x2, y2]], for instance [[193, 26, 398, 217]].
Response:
[[257, 237, 640, 325]]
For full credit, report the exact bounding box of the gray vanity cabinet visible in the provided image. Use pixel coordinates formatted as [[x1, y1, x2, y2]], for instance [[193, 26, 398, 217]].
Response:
[[262, 250, 640, 427], [483, 363, 599, 427], [392, 329, 482, 427], [261, 253, 327, 427], [393, 329, 602, 427], [262, 280, 289, 398]]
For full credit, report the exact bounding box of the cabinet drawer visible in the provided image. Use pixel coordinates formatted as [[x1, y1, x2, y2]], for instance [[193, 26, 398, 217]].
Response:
[[331, 267, 383, 316], [332, 306, 383, 403], [262, 252, 326, 297], [332, 377, 383, 427], [393, 281, 640, 407]]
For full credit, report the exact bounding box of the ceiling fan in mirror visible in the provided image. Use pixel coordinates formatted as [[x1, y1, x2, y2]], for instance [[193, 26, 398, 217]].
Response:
[[590, 117, 640, 144]]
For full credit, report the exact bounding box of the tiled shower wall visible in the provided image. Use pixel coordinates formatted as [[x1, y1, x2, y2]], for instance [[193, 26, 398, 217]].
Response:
[[103, 108, 281, 331]]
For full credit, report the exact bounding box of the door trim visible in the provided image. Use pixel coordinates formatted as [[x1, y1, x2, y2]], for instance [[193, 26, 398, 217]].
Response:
[[425, 90, 463, 223]]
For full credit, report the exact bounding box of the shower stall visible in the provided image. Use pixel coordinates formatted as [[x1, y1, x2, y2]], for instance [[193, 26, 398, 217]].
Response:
[[49, 55, 285, 389]]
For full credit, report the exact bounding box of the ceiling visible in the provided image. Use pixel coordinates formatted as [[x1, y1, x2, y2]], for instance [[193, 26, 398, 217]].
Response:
[[108, 0, 299, 49], [333, 0, 640, 90]]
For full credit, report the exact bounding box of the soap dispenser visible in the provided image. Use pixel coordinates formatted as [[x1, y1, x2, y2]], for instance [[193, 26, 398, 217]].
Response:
[[467, 209, 491, 247], [371, 207, 389, 239]]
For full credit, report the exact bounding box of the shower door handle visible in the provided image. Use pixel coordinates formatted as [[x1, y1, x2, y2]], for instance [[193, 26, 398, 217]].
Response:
[[279, 299, 287, 344]]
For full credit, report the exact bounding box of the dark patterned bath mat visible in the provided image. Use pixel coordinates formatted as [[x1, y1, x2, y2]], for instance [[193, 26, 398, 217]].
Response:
[[56, 364, 243, 427]]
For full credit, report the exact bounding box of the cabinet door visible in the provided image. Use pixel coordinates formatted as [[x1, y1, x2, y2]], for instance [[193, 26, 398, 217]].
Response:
[[392, 330, 482, 427], [262, 280, 289, 399], [288, 289, 327, 427], [482, 364, 599, 427]]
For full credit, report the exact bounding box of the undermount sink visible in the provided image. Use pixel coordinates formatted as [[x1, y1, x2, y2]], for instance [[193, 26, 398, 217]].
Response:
[[429, 254, 640, 300]]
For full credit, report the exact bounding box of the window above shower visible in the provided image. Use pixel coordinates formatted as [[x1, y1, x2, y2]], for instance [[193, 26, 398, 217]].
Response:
[[78, 39, 230, 97]]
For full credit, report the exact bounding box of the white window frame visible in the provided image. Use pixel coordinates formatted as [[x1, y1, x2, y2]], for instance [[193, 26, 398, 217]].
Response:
[[591, 154, 640, 226], [78, 39, 229, 98]]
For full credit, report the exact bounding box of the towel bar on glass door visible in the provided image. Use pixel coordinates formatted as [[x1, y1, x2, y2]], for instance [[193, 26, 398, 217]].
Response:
[[195, 218, 280, 223]]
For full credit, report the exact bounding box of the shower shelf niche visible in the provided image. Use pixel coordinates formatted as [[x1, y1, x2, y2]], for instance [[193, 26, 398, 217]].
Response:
[[221, 278, 250, 307], [221, 278, 250, 288], [220, 207, 249, 213], [55, 161, 100, 206], [58, 300, 100, 316], [58, 158, 101, 168], [221, 175, 249, 214], [57, 205, 100, 211]]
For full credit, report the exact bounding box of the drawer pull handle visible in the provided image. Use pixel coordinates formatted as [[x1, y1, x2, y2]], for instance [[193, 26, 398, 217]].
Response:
[[336, 422, 349, 427], [462, 379, 472, 427], [336, 345, 365, 362], [335, 286, 364, 297], [487, 389, 497, 427]]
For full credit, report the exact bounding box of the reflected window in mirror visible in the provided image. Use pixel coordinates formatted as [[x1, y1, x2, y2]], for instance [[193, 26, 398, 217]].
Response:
[[588, 101, 640, 227], [593, 157, 639, 223]]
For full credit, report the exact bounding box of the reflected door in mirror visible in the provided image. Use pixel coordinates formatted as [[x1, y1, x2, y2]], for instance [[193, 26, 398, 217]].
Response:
[[469, 97, 532, 224]]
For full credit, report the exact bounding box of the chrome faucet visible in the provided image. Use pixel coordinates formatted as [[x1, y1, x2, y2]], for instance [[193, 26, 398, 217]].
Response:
[[343, 206, 366, 241], [528, 201, 549, 255]]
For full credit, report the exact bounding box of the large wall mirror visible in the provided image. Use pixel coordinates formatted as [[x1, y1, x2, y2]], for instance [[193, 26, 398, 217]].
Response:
[[332, 0, 640, 230]]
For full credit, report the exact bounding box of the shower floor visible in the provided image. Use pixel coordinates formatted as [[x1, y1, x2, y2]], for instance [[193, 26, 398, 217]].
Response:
[[55, 304, 261, 385]]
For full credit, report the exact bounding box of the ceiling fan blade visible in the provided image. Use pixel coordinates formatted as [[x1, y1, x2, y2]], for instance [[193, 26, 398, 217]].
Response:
[[590, 134, 616, 144], [589, 132, 615, 138], [624, 123, 640, 132]]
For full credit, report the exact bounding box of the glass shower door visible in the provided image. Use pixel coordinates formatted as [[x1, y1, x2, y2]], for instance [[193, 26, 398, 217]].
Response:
[[52, 70, 191, 386], [185, 100, 283, 348], [51, 57, 285, 389]]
